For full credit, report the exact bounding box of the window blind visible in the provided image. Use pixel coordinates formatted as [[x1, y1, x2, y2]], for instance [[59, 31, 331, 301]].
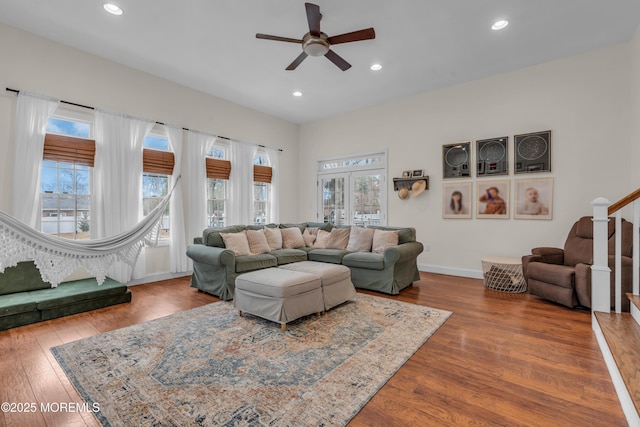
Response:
[[254, 165, 272, 183], [43, 134, 96, 167], [206, 158, 231, 179], [143, 149, 175, 175]]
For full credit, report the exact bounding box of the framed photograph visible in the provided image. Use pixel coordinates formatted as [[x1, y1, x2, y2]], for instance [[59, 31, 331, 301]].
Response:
[[443, 142, 471, 179], [476, 180, 510, 219], [514, 130, 551, 174], [514, 177, 553, 220], [412, 169, 423, 178], [476, 137, 508, 177], [402, 170, 412, 178], [443, 182, 472, 219]]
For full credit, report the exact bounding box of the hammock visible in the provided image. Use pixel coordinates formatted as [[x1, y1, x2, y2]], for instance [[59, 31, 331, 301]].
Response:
[[0, 176, 181, 287]]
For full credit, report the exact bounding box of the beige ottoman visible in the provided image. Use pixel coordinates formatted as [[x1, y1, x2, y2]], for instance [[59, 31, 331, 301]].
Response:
[[234, 268, 324, 331], [279, 261, 357, 310]]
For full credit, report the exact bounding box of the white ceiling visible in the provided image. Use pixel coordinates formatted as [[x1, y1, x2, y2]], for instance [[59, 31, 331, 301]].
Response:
[[1, 0, 639, 124]]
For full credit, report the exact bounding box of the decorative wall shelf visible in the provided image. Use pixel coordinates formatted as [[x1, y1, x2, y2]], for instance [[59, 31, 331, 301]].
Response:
[[393, 176, 429, 191]]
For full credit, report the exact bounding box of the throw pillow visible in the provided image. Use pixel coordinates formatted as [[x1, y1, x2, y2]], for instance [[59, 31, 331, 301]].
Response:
[[372, 229, 399, 253], [326, 227, 351, 250], [264, 227, 283, 250], [302, 229, 317, 247], [313, 229, 331, 248], [220, 231, 252, 256], [246, 229, 271, 254], [346, 225, 375, 252], [281, 227, 305, 249]]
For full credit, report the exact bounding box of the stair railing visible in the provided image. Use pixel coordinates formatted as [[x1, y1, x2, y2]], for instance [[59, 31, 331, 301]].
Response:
[[591, 188, 640, 314]]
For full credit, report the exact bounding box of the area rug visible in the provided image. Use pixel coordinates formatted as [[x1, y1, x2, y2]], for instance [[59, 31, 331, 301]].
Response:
[[52, 293, 451, 426]]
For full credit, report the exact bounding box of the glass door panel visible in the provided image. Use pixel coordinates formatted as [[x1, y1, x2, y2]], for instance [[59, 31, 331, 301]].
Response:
[[319, 174, 347, 225], [351, 172, 384, 226]]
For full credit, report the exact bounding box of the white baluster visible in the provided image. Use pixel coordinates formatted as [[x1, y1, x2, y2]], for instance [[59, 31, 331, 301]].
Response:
[[591, 197, 611, 313]]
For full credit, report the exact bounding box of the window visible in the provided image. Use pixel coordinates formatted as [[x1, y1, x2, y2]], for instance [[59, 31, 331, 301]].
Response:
[[206, 145, 230, 228], [253, 149, 272, 225], [142, 132, 173, 239], [317, 151, 387, 226], [41, 114, 94, 240]]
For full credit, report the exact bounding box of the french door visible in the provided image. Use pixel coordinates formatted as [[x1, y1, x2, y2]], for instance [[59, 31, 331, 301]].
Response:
[[318, 171, 386, 226]]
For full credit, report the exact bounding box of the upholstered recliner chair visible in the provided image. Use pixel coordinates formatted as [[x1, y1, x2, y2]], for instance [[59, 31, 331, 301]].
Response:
[[522, 216, 633, 310]]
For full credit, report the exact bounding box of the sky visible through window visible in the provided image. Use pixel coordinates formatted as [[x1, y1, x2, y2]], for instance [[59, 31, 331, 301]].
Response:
[[46, 117, 90, 138]]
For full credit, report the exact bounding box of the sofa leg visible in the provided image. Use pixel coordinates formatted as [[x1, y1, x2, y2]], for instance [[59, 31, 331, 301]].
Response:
[[238, 310, 242, 317], [281, 323, 287, 332]]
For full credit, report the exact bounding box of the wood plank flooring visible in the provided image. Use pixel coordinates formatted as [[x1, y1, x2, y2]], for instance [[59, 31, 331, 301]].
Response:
[[0, 273, 627, 426]]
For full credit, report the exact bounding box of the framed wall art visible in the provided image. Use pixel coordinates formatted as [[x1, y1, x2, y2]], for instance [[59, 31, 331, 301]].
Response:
[[443, 142, 471, 179], [514, 130, 551, 174], [443, 182, 472, 219], [514, 177, 553, 220], [476, 179, 510, 219], [476, 136, 508, 177]]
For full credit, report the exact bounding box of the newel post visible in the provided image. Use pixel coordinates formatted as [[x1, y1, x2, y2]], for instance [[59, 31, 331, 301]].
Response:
[[591, 197, 611, 313]]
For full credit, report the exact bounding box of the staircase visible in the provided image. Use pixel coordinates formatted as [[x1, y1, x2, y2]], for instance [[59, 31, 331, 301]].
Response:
[[592, 190, 640, 426]]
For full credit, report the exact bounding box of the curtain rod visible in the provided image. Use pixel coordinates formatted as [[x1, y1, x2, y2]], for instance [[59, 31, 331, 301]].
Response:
[[5, 87, 283, 152]]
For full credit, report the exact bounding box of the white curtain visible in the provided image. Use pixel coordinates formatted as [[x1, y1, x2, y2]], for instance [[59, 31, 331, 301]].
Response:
[[186, 131, 216, 245], [92, 110, 154, 282], [266, 147, 280, 223], [12, 92, 60, 228], [165, 125, 188, 273], [228, 141, 256, 226]]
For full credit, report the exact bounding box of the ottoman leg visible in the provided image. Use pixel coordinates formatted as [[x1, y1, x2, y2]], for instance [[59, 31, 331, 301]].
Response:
[[281, 323, 286, 332]]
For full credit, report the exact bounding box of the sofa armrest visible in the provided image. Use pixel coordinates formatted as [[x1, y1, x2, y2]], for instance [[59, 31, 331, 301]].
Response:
[[383, 241, 424, 265], [186, 244, 234, 266], [531, 247, 564, 265]]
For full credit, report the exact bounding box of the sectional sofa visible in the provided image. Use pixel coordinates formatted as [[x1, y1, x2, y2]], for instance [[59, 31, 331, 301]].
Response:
[[186, 222, 424, 300], [0, 261, 131, 331]]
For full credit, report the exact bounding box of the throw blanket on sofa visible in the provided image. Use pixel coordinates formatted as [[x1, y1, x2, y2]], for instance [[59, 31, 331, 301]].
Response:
[[0, 176, 179, 287]]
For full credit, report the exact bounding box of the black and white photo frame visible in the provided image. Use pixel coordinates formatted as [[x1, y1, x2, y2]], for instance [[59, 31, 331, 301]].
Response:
[[514, 130, 551, 174], [443, 142, 471, 179], [476, 136, 508, 177]]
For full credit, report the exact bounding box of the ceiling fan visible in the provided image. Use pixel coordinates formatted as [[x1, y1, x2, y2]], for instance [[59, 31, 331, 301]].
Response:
[[256, 2, 375, 71]]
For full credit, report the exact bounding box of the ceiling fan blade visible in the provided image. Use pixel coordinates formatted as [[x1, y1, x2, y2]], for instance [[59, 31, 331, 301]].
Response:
[[325, 49, 351, 71], [305, 3, 321, 36], [286, 52, 308, 70], [256, 33, 303, 44], [327, 28, 376, 45]]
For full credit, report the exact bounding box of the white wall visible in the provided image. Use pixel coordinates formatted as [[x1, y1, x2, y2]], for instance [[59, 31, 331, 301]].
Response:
[[631, 28, 640, 185], [299, 44, 634, 277], [0, 23, 299, 278]]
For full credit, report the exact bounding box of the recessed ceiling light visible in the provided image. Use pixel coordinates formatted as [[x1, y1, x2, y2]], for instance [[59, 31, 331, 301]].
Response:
[[103, 3, 123, 15], [491, 20, 509, 30], [370, 63, 382, 71], [293, 91, 302, 97]]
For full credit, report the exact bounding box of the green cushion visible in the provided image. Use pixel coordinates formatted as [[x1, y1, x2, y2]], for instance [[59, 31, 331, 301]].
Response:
[[270, 249, 308, 265], [0, 292, 38, 317], [0, 261, 51, 295], [202, 225, 247, 247], [234, 254, 277, 273], [31, 277, 128, 310], [40, 291, 132, 321], [342, 252, 385, 270], [307, 249, 350, 264], [279, 223, 307, 232], [0, 311, 42, 331]]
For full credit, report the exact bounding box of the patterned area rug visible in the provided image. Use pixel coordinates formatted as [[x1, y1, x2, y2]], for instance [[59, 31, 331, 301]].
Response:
[[52, 293, 451, 426]]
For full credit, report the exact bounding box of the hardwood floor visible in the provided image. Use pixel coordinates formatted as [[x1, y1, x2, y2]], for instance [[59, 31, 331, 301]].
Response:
[[0, 273, 627, 426]]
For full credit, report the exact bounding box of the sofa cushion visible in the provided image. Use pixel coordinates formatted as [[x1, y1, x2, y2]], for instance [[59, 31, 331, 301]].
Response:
[[203, 225, 247, 247], [346, 226, 375, 252], [527, 263, 575, 289], [313, 229, 331, 248], [0, 261, 51, 295], [302, 228, 317, 247], [31, 278, 128, 310], [305, 222, 333, 232], [246, 229, 271, 254], [372, 229, 399, 253], [234, 254, 278, 273], [307, 248, 350, 264], [342, 252, 385, 270], [0, 292, 38, 317], [281, 227, 305, 249], [279, 223, 307, 232], [220, 231, 252, 256], [264, 227, 283, 250], [327, 228, 351, 249], [270, 249, 308, 265], [368, 226, 415, 244]]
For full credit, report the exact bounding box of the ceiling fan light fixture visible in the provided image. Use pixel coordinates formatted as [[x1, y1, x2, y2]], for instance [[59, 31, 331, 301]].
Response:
[[491, 19, 509, 30], [293, 91, 302, 97], [103, 3, 123, 15], [302, 35, 330, 56], [370, 63, 382, 71]]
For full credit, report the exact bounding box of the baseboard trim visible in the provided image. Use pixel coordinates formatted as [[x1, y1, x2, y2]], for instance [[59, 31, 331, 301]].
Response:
[[418, 263, 483, 280], [127, 271, 192, 287]]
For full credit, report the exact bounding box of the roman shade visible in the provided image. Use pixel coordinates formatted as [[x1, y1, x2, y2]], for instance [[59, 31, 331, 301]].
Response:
[[254, 165, 272, 183], [43, 133, 96, 167], [206, 158, 231, 179], [143, 148, 175, 175]]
